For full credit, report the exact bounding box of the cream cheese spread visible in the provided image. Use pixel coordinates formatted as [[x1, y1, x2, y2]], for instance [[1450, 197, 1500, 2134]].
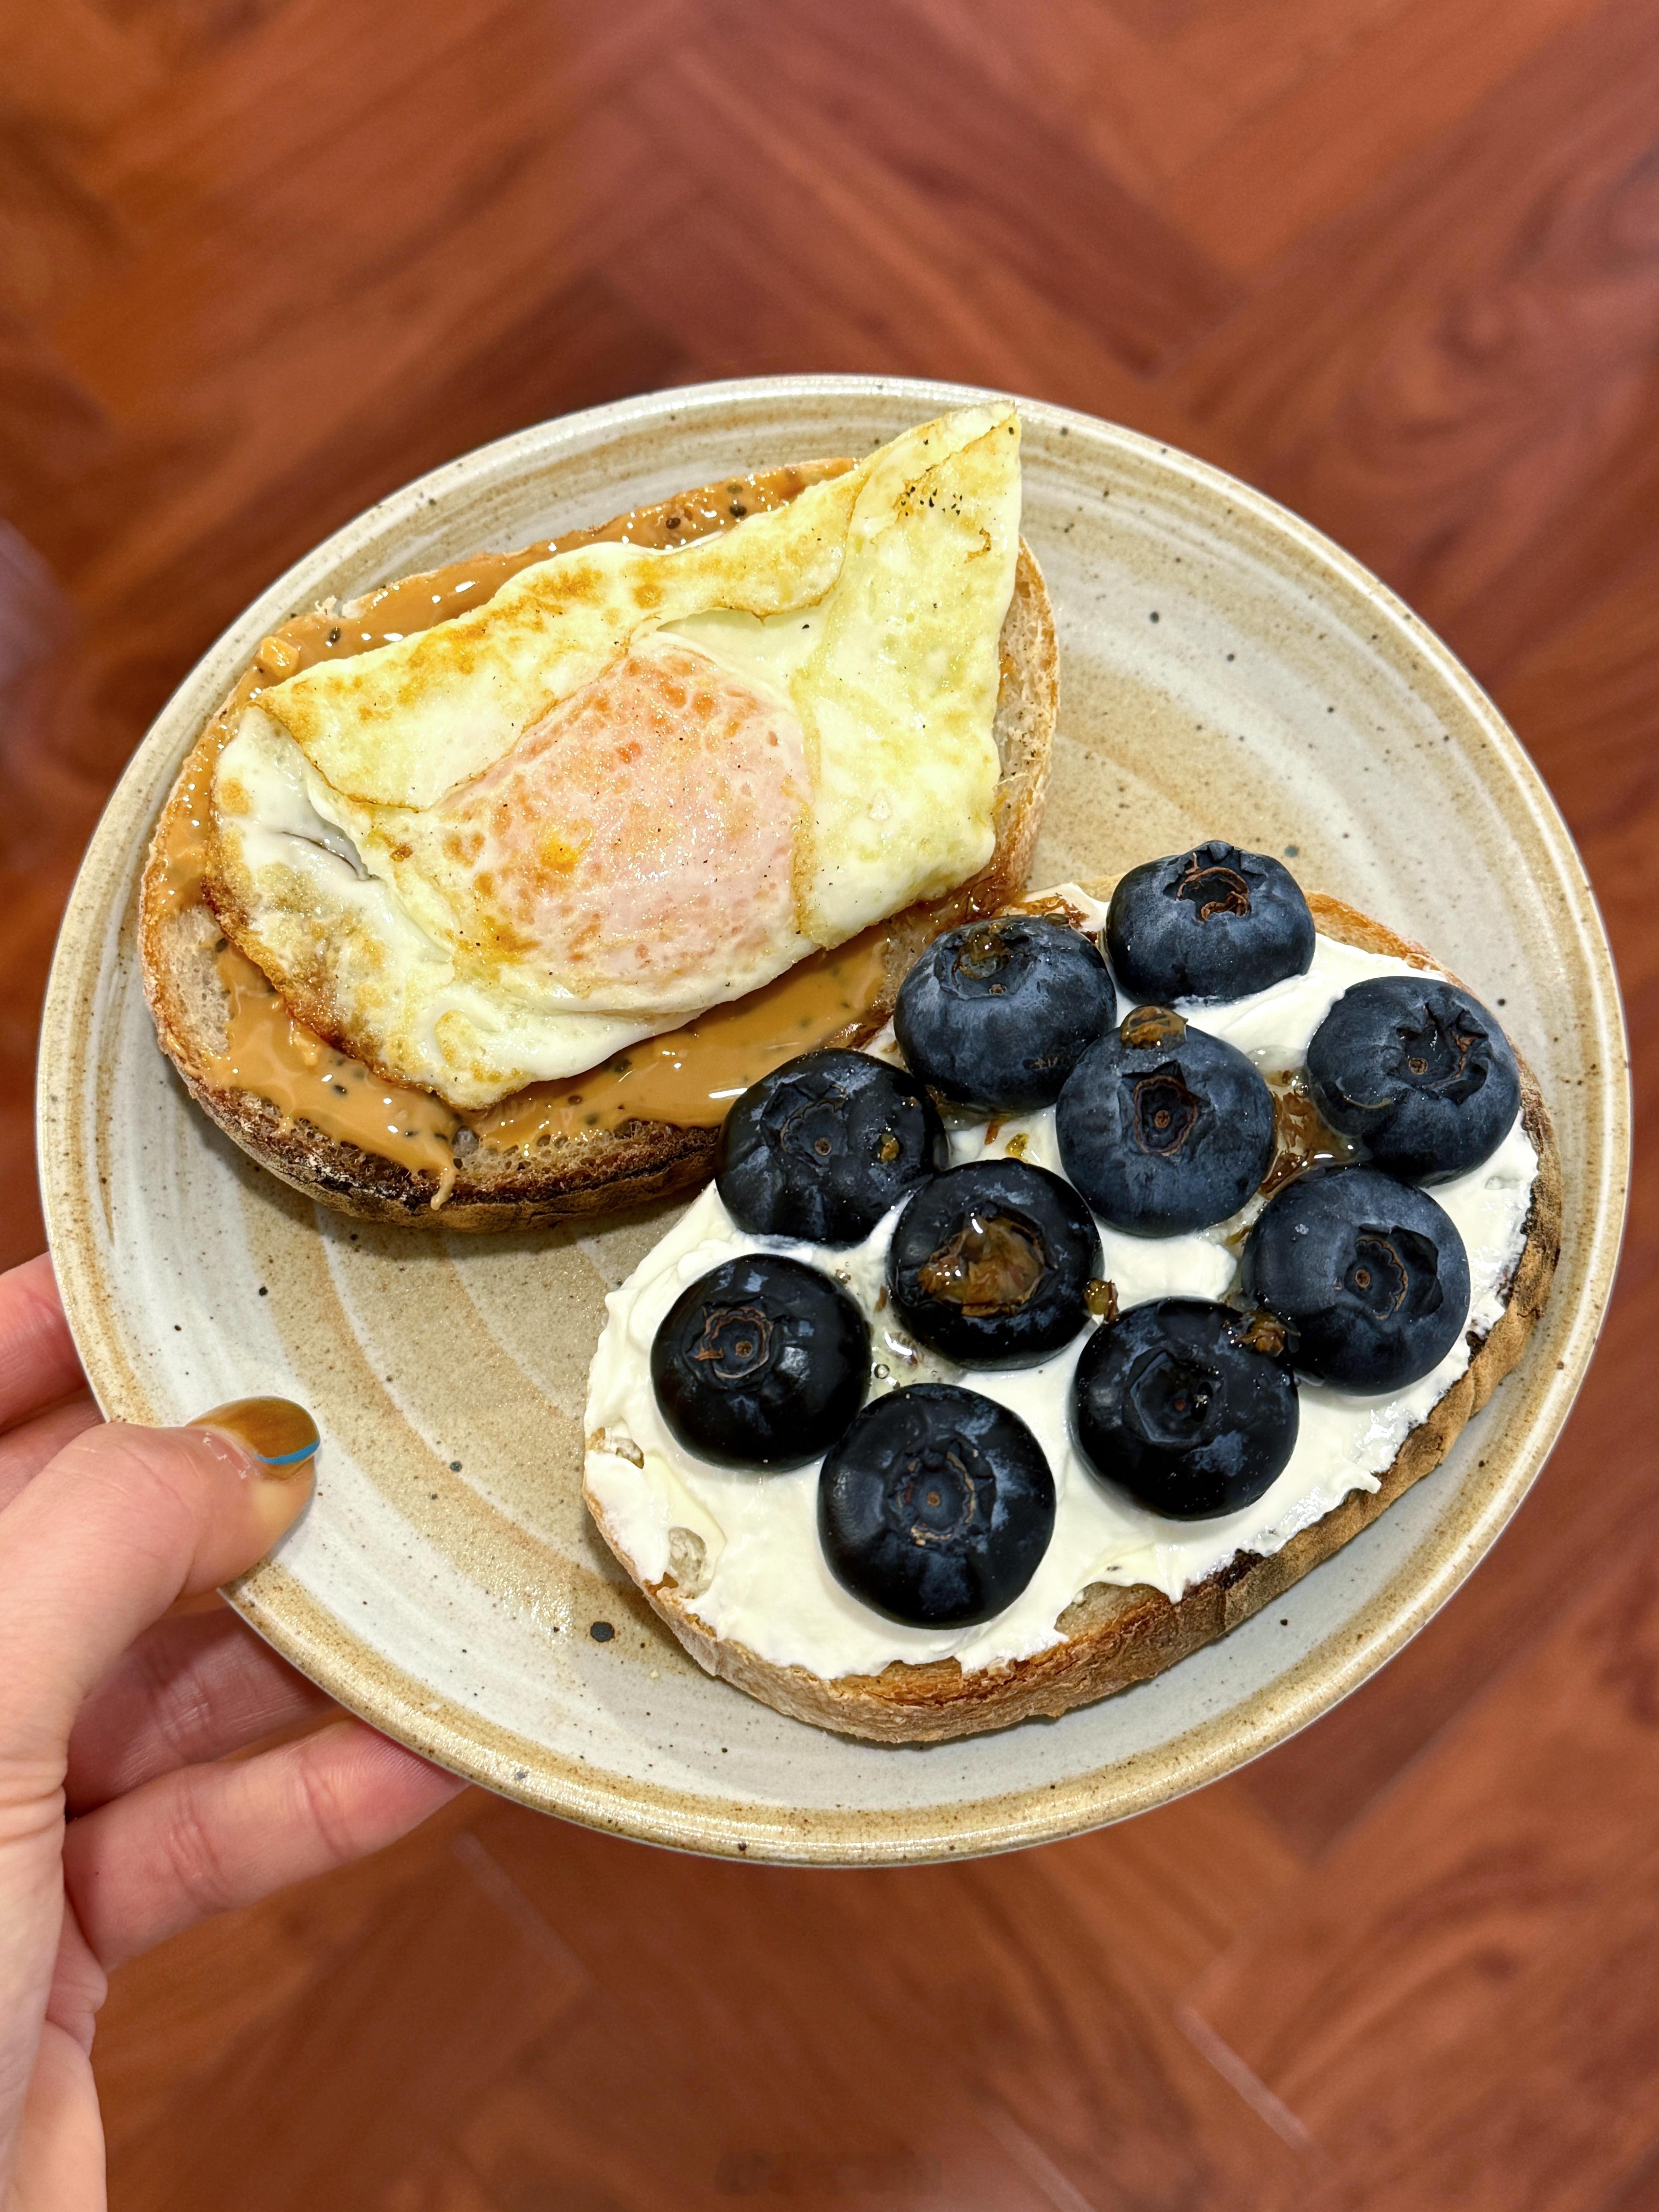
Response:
[[584, 891, 1538, 1682]]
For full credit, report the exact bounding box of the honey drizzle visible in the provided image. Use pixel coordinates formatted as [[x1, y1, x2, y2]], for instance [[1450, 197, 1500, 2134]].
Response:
[[146, 460, 901, 1195], [1262, 1071, 1357, 1195]]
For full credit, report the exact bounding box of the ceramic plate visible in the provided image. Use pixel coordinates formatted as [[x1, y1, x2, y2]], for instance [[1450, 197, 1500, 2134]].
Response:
[[39, 377, 1627, 1865]]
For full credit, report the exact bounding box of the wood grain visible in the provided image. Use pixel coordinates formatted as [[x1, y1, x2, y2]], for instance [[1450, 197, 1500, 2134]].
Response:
[[1168, 0, 1659, 683], [1164, 0, 1609, 276], [1, 0, 1655, 2202], [1194, 1532, 1659, 2100]]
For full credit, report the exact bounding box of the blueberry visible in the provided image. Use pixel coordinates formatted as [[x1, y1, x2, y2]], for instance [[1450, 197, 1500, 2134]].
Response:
[[1055, 1006, 1276, 1235], [716, 1049, 947, 1246], [1106, 842, 1315, 1002], [818, 1384, 1055, 1626], [1306, 976, 1521, 1183], [1242, 1165, 1470, 1391], [895, 915, 1115, 1111], [1071, 1298, 1299, 1520], [887, 1159, 1100, 1369], [651, 1254, 869, 1468]]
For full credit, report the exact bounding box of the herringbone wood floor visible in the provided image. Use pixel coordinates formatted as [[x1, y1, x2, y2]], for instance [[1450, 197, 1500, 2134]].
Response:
[[5, 2, 1658, 2206]]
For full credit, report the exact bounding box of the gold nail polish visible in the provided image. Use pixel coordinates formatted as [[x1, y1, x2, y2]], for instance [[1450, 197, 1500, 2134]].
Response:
[[192, 1397, 319, 1473]]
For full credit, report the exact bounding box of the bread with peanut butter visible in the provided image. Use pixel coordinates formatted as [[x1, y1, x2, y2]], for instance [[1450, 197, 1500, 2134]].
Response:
[[582, 883, 1560, 1743], [140, 407, 1058, 1230]]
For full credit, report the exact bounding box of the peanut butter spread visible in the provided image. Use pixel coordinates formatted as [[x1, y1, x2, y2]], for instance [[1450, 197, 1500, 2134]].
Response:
[[146, 460, 928, 1198], [209, 942, 462, 1196]]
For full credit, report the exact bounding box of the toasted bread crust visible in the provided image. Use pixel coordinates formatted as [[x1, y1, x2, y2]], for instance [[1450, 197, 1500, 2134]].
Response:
[[141, 534, 1056, 1231], [585, 888, 1562, 1741]]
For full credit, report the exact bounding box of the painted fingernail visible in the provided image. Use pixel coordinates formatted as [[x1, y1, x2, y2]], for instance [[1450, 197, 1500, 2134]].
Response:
[[191, 1397, 319, 1474]]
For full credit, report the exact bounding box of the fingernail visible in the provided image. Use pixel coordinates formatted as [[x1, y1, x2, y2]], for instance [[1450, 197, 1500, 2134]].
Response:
[[191, 1397, 320, 1475]]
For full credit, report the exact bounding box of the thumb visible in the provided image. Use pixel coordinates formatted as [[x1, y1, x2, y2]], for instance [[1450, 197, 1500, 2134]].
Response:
[[0, 1400, 318, 1767]]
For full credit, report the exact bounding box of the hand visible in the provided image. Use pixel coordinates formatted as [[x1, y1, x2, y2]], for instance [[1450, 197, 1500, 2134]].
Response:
[[0, 1255, 465, 2208]]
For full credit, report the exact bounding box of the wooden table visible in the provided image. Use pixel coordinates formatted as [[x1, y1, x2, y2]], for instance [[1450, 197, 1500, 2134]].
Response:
[[4, 3, 1655, 2204]]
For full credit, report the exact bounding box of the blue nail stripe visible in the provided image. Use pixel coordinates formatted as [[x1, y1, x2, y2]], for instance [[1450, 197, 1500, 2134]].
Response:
[[255, 1441, 319, 1466]]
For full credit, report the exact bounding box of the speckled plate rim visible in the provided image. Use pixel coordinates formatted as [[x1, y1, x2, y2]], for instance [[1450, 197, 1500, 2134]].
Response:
[[40, 374, 1629, 1864]]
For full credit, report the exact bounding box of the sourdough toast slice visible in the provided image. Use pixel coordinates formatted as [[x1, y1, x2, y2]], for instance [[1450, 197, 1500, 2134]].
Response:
[[140, 503, 1057, 1231], [584, 888, 1562, 1742]]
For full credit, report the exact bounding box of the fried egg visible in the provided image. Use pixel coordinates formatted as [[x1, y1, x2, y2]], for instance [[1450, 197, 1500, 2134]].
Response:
[[209, 403, 1021, 1109]]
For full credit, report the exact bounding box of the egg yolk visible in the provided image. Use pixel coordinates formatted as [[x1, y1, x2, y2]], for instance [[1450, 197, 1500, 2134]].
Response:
[[431, 641, 811, 1000]]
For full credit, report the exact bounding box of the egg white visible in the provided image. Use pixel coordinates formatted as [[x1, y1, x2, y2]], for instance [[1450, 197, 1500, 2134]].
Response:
[[209, 404, 1022, 1109]]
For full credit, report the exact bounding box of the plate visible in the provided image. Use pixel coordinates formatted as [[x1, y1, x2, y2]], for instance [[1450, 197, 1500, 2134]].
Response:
[[39, 376, 1628, 1864]]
